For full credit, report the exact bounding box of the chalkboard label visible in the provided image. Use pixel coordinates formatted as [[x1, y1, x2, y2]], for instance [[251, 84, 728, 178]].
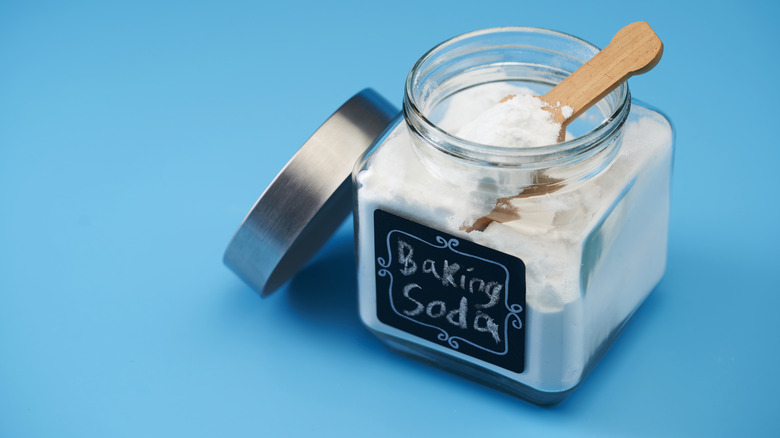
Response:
[[374, 209, 526, 373]]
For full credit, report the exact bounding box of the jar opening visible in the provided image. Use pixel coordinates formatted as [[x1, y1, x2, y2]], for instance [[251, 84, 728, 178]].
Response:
[[403, 27, 630, 172]]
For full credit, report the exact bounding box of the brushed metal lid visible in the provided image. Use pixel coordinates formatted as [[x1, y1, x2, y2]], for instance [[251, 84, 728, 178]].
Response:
[[223, 89, 398, 296]]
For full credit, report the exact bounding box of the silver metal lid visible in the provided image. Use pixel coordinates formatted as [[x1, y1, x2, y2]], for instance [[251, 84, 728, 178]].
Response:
[[223, 89, 398, 296]]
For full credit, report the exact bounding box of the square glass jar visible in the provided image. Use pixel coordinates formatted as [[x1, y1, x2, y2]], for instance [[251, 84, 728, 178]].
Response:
[[352, 27, 673, 405]]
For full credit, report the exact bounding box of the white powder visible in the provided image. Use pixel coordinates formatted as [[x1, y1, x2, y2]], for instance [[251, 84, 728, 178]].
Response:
[[456, 94, 561, 147], [355, 85, 673, 394], [561, 105, 573, 119]]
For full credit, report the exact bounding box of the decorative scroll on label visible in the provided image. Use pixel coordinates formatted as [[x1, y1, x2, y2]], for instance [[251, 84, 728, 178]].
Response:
[[373, 209, 526, 373]]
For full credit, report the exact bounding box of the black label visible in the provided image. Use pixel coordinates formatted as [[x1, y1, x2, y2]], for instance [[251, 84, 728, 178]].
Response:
[[373, 209, 526, 373]]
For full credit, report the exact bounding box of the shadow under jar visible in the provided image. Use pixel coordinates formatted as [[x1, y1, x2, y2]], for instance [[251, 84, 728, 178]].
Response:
[[353, 27, 673, 405]]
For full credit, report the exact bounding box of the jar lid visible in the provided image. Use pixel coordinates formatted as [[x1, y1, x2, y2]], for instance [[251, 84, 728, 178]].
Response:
[[223, 89, 398, 296]]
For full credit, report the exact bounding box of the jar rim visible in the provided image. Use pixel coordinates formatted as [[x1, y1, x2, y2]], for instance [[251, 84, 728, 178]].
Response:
[[403, 26, 630, 167]]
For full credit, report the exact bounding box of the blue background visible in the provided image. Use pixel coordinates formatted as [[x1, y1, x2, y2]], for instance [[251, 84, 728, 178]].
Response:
[[1, 1, 778, 436]]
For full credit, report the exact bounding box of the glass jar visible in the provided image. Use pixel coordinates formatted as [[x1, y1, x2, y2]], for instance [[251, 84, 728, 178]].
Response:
[[352, 27, 674, 405]]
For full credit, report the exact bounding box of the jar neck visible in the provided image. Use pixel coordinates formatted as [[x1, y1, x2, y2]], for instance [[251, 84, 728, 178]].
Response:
[[402, 27, 630, 193]]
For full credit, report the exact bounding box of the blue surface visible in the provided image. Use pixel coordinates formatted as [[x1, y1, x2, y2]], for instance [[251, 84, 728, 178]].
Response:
[[2, 1, 779, 436]]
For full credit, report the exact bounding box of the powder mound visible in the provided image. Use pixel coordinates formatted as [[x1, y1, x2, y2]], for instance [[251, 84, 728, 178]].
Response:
[[455, 94, 561, 147]]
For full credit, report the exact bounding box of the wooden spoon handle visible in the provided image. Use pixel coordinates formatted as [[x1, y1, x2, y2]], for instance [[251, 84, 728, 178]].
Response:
[[542, 21, 664, 127]]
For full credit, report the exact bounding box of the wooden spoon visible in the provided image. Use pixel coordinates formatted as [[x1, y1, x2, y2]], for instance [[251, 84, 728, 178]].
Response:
[[463, 21, 663, 233]]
